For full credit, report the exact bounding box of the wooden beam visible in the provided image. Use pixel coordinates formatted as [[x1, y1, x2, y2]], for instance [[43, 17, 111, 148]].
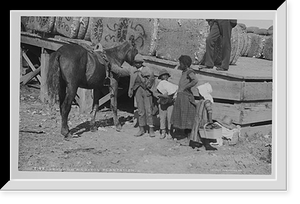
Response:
[[40, 53, 50, 103], [242, 82, 273, 101], [20, 66, 41, 85], [77, 88, 94, 114], [146, 62, 272, 101], [143, 55, 273, 82], [212, 102, 272, 125], [21, 33, 66, 51], [240, 124, 272, 139], [22, 51, 41, 83]]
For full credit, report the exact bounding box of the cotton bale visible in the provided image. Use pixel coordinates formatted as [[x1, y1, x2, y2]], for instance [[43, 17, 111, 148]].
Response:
[[155, 18, 209, 64], [246, 33, 268, 58], [126, 18, 158, 56], [246, 26, 259, 33], [267, 26, 273, 35], [53, 17, 81, 38], [84, 17, 102, 42], [254, 28, 269, 36], [262, 36, 273, 60], [240, 31, 249, 56], [101, 18, 130, 48], [77, 17, 89, 39], [23, 16, 56, 33], [231, 24, 247, 64]]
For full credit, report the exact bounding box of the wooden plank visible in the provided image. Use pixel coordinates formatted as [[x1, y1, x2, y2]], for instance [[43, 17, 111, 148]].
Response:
[[146, 61, 273, 101], [98, 93, 111, 107], [208, 80, 243, 101], [212, 102, 272, 125], [20, 66, 41, 85], [40, 53, 50, 103], [240, 124, 272, 139], [146, 62, 244, 101], [212, 102, 241, 123], [76, 87, 127, 114], [242, 82, 273, 101], [143, 55, 273, 82], [77, 88, 94, 114], [240, 102, 272, 124], [22, 51, 41, 83], [53, 35, 94, 48], [21, 34, 66, 51]]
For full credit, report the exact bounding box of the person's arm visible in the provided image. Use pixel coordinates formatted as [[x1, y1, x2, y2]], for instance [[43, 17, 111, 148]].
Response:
[[185, 71, 198, 89], [110, 63, 131, 77], [152, 80, 163, 98], [205, 100, 213, 123]]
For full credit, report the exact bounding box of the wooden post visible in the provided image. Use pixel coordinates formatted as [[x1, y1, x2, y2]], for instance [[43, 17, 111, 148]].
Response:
[[77, 88, 94, 113], [40, 51, 50, 103], [22, 51, 42, 83]]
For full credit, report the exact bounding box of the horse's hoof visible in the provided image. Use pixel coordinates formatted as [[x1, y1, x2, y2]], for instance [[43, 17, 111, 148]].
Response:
[[64, 136, 72, 141], [64, 133, 73, 141]]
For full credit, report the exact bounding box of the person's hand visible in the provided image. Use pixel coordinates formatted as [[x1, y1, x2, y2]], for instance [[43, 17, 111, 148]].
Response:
[[158, 93, 168, 98], [206, 122, 218, 129], [128, 89, 133, 98]]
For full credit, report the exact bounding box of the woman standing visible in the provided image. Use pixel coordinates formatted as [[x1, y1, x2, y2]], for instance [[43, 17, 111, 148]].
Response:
[[170, 55, 198, 139]]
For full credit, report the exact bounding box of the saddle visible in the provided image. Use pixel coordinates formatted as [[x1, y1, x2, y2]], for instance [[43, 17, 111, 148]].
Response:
[[80, 43, 111, 78]]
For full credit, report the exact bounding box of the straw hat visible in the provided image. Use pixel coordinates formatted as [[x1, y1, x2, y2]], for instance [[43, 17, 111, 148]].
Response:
[[134, 54, 144, 63], [216, 116, 235, 129], [158, 69, 171, 79]]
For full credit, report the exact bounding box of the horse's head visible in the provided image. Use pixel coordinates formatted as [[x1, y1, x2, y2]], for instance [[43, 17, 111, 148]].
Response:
[[124, 40, 138, 66], [104, 40, 138, 67]]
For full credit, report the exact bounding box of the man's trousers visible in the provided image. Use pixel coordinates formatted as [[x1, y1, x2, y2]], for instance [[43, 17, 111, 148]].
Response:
[[135, 86, 154, 127], [205, 20, 233, 70]]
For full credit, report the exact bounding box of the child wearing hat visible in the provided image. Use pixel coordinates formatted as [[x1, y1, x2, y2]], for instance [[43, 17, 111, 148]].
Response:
[[128, 54, 156, 137], [155, 69, 178, 139]]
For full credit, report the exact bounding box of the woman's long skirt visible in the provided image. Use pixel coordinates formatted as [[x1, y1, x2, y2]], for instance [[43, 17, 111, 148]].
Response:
[[170, 92, 196, 130]]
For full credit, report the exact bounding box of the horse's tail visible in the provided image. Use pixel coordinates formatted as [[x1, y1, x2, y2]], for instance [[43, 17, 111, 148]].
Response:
[[46, 51, 61, 104]]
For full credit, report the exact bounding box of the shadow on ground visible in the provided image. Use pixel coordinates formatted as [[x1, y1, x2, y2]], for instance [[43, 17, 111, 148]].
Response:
[[70, 115, 134, 137]]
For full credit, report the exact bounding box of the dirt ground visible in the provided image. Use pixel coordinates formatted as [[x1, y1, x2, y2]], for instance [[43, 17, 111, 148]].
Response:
[[18, 84, 272, 175]]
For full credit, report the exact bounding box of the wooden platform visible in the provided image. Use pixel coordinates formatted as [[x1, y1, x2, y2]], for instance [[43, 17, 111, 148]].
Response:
[[142, 56, 273, 139]]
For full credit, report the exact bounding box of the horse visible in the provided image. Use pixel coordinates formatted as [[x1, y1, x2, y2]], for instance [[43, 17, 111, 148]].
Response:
[[47, 40, 138, 140]]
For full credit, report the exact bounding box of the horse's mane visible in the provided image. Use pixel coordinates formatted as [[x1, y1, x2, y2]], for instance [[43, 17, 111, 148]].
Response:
[[104, 41, 131, 54]]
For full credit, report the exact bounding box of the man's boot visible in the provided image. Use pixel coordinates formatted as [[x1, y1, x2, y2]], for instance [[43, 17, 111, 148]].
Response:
[[149, 126, 155, 137], [160, 129, 166, 139], [134, 126, 145, 137]]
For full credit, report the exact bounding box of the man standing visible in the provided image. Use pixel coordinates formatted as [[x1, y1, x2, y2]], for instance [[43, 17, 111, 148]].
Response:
[[128, 54, 156, 137], [204, 19, 237, 71]]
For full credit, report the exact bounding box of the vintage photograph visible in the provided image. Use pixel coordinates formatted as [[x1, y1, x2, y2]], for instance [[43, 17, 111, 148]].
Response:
[[18, 15, 273, 175]]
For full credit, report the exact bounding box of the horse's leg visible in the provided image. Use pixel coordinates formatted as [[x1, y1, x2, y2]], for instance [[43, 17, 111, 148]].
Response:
[[110, 74, 121, 131], [61, 84, 78, 140], [58, 77, 66, 117], [90, 89, 101, 132]]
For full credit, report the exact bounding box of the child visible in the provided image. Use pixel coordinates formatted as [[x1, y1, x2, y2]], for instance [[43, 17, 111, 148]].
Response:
[[189, 82, 219, 150], [170, 55, 198, 139], [155, 69, 178, 139], [128, 54, 156, 137]]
